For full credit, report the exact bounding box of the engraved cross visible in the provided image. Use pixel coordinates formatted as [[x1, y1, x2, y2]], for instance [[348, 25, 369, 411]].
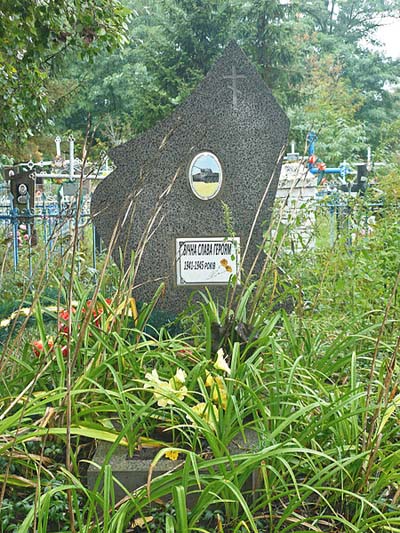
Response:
[[223, 65, 246, 110]]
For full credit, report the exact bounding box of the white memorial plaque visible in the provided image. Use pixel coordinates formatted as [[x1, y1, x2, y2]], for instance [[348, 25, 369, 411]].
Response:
[[176, 237, 240, 286]]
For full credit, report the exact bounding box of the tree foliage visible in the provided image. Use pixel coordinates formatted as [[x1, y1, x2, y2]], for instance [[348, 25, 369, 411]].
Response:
[[298, 1, 400, 154], [289, 55, 367, 164], [302, 0, 400, 42], [0, 0, 130, 147], [2, 0, 400, 163]]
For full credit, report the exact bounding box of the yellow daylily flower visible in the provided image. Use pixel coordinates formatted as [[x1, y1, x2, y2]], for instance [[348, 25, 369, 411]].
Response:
[[144, 368, 188, 407], [144, 368, 162, 385], [205, 373, 228, 410], [165, 449, 180, 461], [214, 348, 231, 375], [171, 368, 187, 386], [189, 402, 219, 431]]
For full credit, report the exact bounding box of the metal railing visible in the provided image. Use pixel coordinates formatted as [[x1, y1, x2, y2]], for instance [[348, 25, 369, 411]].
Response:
[[0, 188, 101, 276], [1, 136, 110, 276]]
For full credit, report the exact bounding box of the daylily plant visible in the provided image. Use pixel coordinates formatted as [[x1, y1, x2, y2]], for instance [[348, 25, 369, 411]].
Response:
[[32, 337, 68, 358], [31, 299, 114, 360], [144, 368, 188, 407], [189, 402, 219, 431], [205, 373, 228, 410], [144, 350, 231, 434], [214, 348, 231, 375]]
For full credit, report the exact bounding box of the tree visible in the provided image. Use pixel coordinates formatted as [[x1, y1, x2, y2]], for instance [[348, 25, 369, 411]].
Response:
[[41, 0, 400, 161], [51, 2, 170, 144], [301, 0, 400, 43], [298, 0, 400, 149], [288, 54, 367, 164], [138, 0, 237, 103], [235, 0, 307, 107], [57, 0, 239, 143], [0, 0, 130, 147]]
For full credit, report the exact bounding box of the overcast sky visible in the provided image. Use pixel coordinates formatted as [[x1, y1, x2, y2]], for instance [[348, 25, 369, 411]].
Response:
[[375, 18, 400, 58]]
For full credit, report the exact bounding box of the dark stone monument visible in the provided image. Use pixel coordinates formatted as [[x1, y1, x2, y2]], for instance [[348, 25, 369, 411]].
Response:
[[5, 166, 35, 215], [91, 41, 289, 312]]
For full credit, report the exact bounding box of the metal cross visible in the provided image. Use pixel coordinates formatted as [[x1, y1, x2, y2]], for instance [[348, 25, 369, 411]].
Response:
[[223, 65, 246, 110]]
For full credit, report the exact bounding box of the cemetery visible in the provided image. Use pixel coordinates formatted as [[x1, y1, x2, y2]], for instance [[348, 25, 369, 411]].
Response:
[[0, 3, 400, 533]]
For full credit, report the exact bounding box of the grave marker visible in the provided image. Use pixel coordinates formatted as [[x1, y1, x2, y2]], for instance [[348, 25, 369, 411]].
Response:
[[91, 42, 289, 312], [5, 167, 35, 215]]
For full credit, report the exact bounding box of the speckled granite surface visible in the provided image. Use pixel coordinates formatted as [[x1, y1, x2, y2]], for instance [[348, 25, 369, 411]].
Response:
[[91, 42, 289, 312]]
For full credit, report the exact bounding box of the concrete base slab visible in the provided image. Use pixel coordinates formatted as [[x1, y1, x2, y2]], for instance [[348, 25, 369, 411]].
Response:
[[87, 430, 260, 504]]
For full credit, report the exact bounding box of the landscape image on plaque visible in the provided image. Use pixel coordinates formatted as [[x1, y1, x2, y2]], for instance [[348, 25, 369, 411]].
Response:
[[189, 152, 222, 200]]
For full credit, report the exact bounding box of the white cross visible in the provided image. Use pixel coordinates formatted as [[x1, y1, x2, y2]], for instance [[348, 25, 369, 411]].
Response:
[[223, 66, 246, 110]]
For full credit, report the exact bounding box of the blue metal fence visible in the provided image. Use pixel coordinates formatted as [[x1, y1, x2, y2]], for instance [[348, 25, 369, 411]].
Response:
[[0, 185, 100, 276], [0, 136, 114, 277]]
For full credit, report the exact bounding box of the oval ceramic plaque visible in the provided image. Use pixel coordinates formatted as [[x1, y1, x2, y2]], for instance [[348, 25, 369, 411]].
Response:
[[189, 152, 222, 200]]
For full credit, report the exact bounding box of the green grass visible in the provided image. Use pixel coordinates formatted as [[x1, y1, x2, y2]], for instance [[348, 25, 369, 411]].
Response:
[[0, 195, 399, 532]]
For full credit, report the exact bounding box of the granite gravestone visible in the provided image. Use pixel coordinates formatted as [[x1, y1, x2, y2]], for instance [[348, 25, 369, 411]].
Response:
[[5, 166, 35, 216], [91, 42, 289, 312]]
